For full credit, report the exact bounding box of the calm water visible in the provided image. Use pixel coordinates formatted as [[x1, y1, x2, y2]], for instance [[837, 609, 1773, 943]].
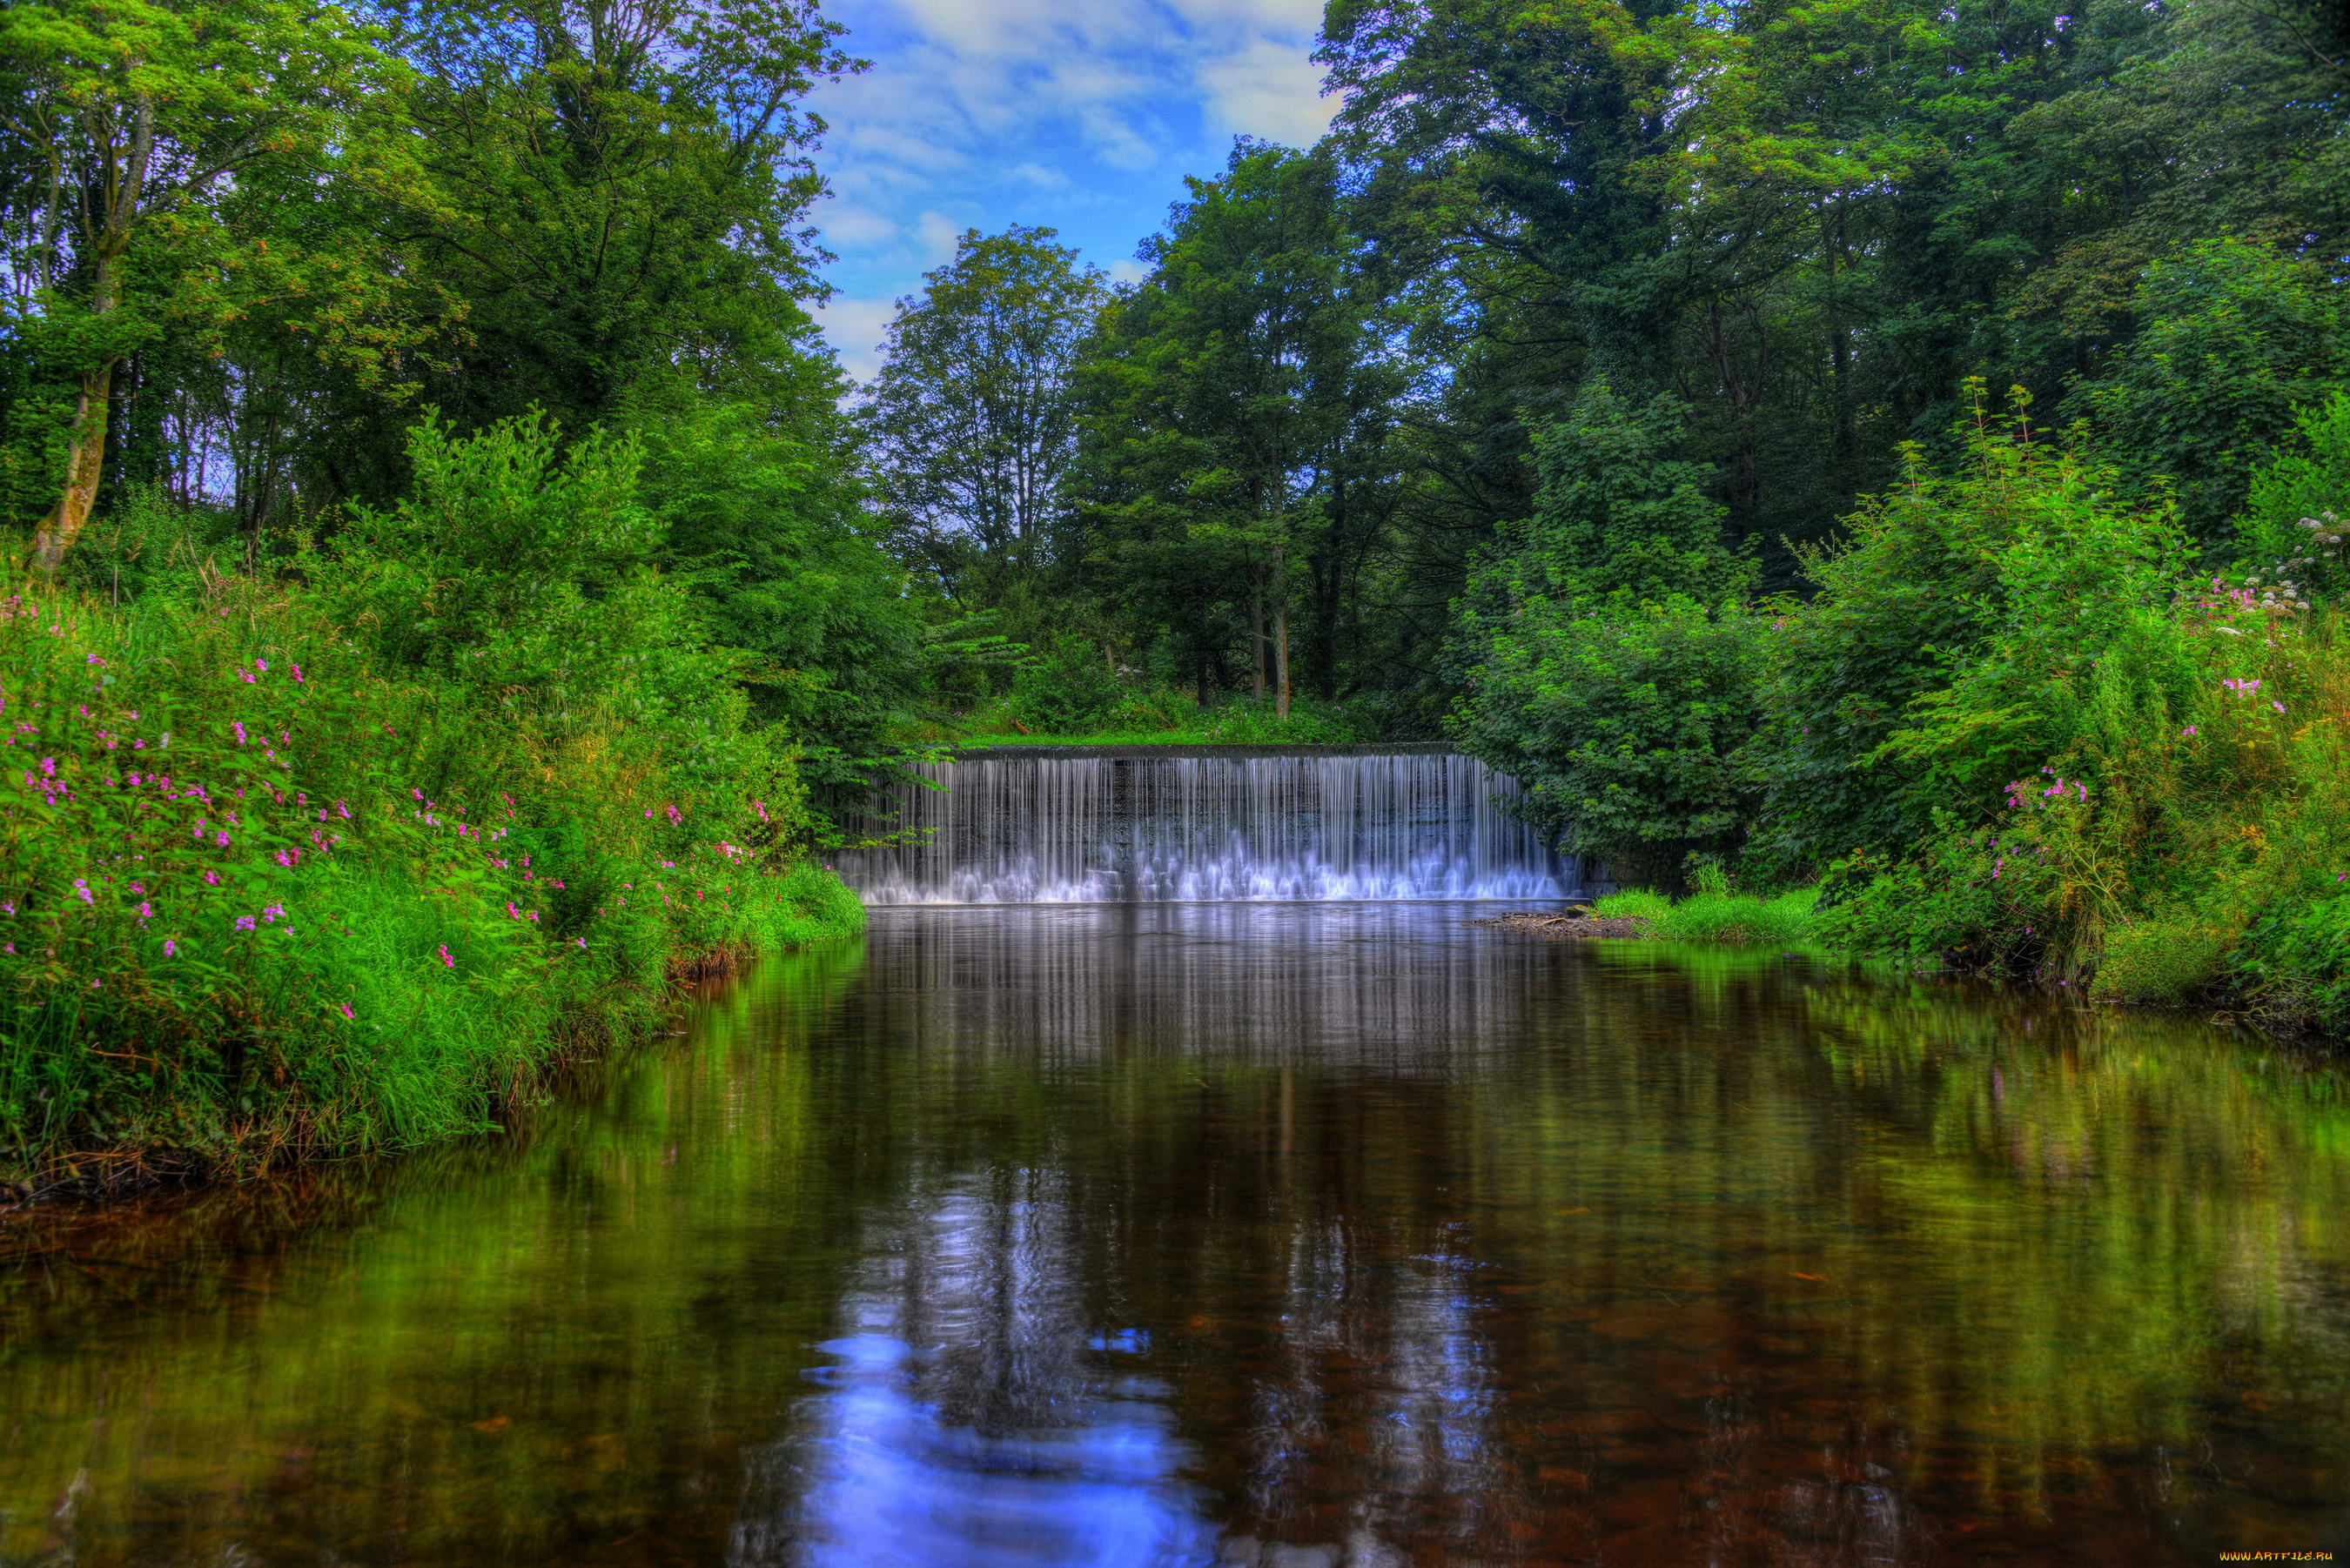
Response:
[[4, 904, 2350, 1565]]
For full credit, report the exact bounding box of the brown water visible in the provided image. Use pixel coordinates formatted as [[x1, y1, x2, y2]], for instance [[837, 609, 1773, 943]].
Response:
[[3, 903, 2349, 1566]]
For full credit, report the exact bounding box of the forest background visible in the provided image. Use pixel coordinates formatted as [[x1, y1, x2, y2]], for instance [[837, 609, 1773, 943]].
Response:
[[2, 0, 2349, 1183]]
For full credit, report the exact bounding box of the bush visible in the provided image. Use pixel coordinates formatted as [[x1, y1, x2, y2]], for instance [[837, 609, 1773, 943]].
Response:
[[2231, 893, 2350, 1033], [1453, 599, 1769, 882], [2094, 917, 2232, 1005], [2068, 235, 2347, 537], [2237, 389, 2350, 599], [3, 417, 864, 1189], [1002, 632, 1129, 732], [1752, 389, 2198, 877]]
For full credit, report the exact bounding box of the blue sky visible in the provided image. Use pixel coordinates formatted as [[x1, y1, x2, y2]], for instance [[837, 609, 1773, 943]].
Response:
[[802, 0, 1339, 381]]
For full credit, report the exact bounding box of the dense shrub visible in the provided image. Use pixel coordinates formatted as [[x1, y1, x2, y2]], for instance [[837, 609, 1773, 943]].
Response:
[[1454, 382, 1763, 883]]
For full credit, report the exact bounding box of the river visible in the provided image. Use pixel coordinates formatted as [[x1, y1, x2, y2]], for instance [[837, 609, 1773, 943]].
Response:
[[3, 901, 2347, 1565]]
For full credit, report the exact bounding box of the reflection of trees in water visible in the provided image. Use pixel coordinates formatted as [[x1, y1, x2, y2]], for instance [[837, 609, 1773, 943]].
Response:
[[850, 903, 1554, 1068], [729, 1166, 1216, 1568], [742, 908, 2350, 1564]]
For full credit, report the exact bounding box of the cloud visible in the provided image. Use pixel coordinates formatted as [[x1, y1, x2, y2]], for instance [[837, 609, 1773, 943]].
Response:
[[1107, 258, 1152, 285], [915, 211, 964, 265], [818, 202, 904, 253], [1198, 36, 1334, 147], [809, 293, 902, 385], [805, 0, 1342, 374]]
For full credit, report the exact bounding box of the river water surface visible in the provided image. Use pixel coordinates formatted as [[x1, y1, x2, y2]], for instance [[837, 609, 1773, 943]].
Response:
[[4, 904, 2349, 1565]]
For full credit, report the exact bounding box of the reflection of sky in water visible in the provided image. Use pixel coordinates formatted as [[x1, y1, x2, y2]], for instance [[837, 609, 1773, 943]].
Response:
[[781, 1334, 1213, 1568], [729, 1178, 1219, 1568]]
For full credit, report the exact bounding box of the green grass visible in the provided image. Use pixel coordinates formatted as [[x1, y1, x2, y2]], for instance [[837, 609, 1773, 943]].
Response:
[[0, 571, 864, 1192], [1594, 886, 1823, 944]]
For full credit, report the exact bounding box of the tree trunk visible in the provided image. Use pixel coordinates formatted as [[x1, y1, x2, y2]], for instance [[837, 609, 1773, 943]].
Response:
[[1250, 587, 1266, 704], [1272, 540, 1290, 720], [34, 95, 152, 575], [32, 365, 116, 573]]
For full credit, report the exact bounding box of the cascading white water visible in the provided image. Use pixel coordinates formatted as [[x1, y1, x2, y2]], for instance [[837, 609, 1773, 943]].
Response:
[[833, 747, 1577, 905]]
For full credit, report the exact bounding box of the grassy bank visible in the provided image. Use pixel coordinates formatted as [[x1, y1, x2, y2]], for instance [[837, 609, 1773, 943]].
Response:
[[2, 420, 865, 1196], [1592, 888, 1824, 946]]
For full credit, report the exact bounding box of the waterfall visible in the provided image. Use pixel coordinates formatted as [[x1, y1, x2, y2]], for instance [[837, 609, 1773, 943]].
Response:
[[833, 746, 1577, 905]]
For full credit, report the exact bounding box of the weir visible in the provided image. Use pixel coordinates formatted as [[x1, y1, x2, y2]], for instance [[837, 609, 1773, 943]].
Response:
[[833, 744, 1581, 905]]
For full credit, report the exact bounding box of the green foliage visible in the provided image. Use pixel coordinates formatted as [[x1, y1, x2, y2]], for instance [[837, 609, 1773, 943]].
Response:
[[1070, 140, 1407, 713], [3, 417, 864, 1189], [1511, 379, 1756, 608], [2070, 236, 2347, 537], [630, 400, 943, 789], [1752, 392, 2198, 874], [2232, 894, 2350, 1034], [2238, 389, 2350, 597], [1455, 600, 1769, 879], [864, 226, 1110, 606], [2095, 917, 2232, 1006], [1591, 888, 1671, 921], [1002, 633, 1129, 733], [1589, 885, 1822, 943], [1453, 383, 1762, 881], [1655, 888, 1822, 945]]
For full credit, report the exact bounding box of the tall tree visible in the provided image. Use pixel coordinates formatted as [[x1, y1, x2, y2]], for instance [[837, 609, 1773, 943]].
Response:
[[862, 226, 1110, 610], [1074, 142, 1393, 716], [0, 0, 423, 566], [383, 0, 858, 439]]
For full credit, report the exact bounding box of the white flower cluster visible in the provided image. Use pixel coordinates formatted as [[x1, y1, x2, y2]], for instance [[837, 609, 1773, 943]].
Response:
[[2278, 511, 2345, 586], [2241, 569, 2313, 615]]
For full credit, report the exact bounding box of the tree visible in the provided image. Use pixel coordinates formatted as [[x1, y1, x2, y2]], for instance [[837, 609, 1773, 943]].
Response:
[[1074, 142, 1391, 716], [385, 0, 858, 439], [862, 225, 1110, 608], [2069, 235, 2347, 537], [0, 0, 422, 566]]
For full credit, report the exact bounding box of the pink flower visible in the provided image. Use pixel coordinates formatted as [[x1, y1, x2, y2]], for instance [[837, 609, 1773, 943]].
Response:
[[339, 1002, 354, 1020], [438, 943, 455, 968], [235, 915, 256, 931], [2273, 700, 2286, 714], [73, 879, 92, 904], [164, 939, 176, 956]]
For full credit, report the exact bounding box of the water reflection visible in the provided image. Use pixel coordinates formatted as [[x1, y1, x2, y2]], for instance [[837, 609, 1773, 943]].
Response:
[[4, 906, 2350, 1565], [735, 1176, 1214, 1568]]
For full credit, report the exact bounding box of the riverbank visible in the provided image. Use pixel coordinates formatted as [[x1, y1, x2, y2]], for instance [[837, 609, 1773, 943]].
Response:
[[0, 560, 865, 1199], [1, 422, 870, 1200]]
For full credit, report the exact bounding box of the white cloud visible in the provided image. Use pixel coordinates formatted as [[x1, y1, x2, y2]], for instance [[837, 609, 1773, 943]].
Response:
[[805, 0, 1342, 372], [1107, 258, 1151, 285], [810, 293, 902, 385], [915, 211, 964, 265], [1198, 35, 1333, 147], [818, 201, 904, 253]]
